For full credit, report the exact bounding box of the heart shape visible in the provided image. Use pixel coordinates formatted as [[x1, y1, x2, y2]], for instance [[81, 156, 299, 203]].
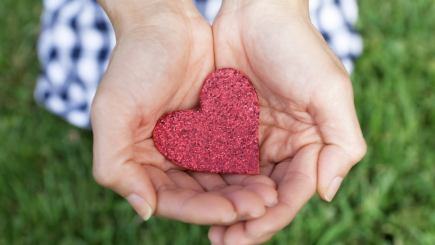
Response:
[[153, 68, 260, 174]]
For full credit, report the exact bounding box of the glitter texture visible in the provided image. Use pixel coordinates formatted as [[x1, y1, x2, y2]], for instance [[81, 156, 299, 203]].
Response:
[[153, 68, 260, 174]]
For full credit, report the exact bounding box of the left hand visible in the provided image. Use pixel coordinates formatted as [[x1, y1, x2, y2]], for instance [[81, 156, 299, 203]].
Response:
[[209, 0, 367, 244]]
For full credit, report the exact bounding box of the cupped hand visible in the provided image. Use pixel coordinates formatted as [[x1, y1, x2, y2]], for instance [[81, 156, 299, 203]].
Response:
[[92, 0, 277, 225], [209, 0, 367, 244]]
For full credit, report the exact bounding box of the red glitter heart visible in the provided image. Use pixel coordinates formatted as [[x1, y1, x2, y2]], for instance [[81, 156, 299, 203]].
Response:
[[153, 68, 260, 174]]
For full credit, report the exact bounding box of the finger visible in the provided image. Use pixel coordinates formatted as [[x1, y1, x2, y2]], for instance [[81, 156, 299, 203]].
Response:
[[91, 95, 157, 221], [188, 171, 229, 191], [242, 183, 278, 208], [222, 174, 276, 189], [223, 222, 274, 245], [91, 92, 235, 225], [190, 172, 271, 220], [222, 174, 278, 207], [219, 186, 266, 220], [209, 226, 228, 245], [133, 138, 185, 171], [311, 75, 367, 201], [95, 161, 157, 220], [143, 165, 237, 225], [244, 144, 319, 238], [166, 170, 205, 191]]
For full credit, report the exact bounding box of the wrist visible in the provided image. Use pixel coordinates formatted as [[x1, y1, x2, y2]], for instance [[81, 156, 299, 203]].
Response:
[[221, 0, 308, 5], [220, 0, 309, 17], [97, 0, 195, 37]]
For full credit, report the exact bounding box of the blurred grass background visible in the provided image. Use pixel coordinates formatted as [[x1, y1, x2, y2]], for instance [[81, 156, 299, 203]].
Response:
[[1, 0, 435, 244]]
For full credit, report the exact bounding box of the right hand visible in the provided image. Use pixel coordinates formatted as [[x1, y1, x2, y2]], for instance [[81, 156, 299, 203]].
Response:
[[91, 0, 278, 225]]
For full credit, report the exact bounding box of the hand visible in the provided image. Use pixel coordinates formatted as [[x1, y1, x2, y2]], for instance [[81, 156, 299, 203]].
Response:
[[91, 0, 278, 225], [209, 0, 367, 244]]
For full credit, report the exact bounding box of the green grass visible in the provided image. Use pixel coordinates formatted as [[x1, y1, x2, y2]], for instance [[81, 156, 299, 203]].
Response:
[[1, 0, 435, 244]]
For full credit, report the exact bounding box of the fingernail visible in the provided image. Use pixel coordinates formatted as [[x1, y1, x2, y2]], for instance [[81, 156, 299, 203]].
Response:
[[240, 210, 264, 221], [249, 209, 266, 218], [325, 177, 343, 202], [126, 194, 152, 220], [266, 198, 278, 207], [246, 231, 263, 240], [221, 212, 237, 223], [249, 213, 262, 219]]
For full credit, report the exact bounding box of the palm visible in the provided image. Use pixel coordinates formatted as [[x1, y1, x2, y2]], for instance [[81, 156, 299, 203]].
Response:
[[213, 3, 315, 175], [208, 1, 366, 243], [92, 2, 277, 225], [94, 1, 365, 243]]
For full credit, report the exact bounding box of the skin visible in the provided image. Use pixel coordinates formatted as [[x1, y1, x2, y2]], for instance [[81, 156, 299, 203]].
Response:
[[92, 0, 278, 226], [92, 0, 367, 244], [208, 1, 367, 243]]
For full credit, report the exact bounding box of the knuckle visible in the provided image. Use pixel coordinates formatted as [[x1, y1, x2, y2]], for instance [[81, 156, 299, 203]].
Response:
[[347, 138, 367, 165], [92, 165, 116, 188], [354, 139, 368, 162]]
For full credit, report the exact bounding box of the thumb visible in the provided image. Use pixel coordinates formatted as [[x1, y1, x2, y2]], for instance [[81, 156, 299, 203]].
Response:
[[312, 73, 367, 202], [91, 89, 157, 220]]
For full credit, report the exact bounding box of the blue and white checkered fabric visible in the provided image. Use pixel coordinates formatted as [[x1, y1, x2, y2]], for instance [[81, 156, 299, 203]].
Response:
[[35, 0, 362, 129]]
